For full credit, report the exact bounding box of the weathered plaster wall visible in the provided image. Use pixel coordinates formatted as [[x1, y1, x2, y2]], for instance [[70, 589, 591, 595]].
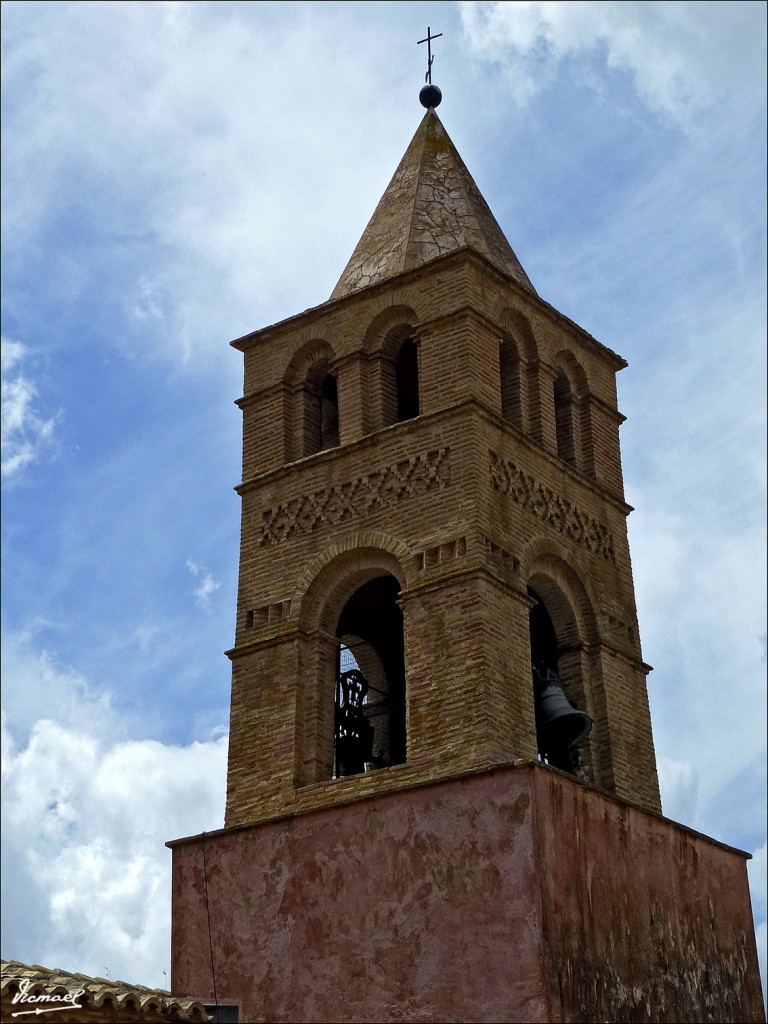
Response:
[[171, 766, 549, 1023], [531, 771, 764, 1022], [169, 763, 764, 1023]]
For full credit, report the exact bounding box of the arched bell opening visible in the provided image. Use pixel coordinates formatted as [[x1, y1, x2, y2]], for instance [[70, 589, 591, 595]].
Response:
[[334, 574, 406, 778], [528, 586, 592, 778], [283, 341, 340, 462]]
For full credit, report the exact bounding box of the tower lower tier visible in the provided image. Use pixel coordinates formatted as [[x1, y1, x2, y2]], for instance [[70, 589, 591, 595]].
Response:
[[168, 762, 764, 1023]]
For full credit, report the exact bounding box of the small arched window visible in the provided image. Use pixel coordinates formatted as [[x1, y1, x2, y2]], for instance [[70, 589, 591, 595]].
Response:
[[500, 337, 523, 429], [378, 325, 420, 428], [396, 339, 419, 422], [302, 361, 339, 456], [553, 372, 575, 464], [320, 373, 339, 450]]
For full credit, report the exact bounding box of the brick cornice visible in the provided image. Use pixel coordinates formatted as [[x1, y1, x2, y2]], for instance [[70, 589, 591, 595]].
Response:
[[230, 247, 627, 373], [234, 397, 633, 516]]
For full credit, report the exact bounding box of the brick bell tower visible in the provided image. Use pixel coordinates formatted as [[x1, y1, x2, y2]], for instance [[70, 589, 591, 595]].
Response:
[[169, 84, 765, 1024]]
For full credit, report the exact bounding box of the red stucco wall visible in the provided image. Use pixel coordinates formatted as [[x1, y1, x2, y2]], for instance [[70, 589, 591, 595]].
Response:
[[532, 771, 763, 1022], [169, 763, 764, 1023]]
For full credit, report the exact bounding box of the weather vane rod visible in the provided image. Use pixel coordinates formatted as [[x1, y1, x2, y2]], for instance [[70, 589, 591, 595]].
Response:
[[417, 26, 443, 85]]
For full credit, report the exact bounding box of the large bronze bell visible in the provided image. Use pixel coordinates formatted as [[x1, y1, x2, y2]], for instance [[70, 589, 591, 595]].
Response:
[[533, 661, 593, 754]]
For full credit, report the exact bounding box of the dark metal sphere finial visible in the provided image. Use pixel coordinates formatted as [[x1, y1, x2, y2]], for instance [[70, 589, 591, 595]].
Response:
[[419, 84, 442, 109]]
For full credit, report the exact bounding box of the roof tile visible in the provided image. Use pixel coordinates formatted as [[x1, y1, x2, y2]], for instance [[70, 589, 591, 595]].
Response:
[[1, 960, 212, 1022]]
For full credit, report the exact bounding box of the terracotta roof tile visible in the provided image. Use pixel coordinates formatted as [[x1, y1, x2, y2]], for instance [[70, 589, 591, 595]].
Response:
[[1, 959, 212, 1022]]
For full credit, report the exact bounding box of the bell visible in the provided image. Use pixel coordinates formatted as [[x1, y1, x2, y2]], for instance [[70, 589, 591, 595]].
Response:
[[335, 669, 374, 777], [533, 663, 593, 754]]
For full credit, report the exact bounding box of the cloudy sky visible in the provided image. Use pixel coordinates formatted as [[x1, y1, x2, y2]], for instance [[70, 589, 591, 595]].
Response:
[[2, 0, 766, 998]]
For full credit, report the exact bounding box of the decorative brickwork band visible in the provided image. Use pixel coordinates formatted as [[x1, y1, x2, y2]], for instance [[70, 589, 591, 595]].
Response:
[[257, 448, 452, 546], [490, 452, 615, 563]]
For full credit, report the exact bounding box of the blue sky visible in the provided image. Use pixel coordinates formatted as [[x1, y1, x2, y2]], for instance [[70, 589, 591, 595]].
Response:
[[2, 0, 766, 997]]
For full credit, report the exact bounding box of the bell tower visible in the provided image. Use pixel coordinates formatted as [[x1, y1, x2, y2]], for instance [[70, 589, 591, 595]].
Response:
[[223, 101, 660, 828], [169, 83, 765, 1024]]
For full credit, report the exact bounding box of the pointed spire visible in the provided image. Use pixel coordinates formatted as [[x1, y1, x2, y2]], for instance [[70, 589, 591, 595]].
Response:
[[330, 109, 535, 300]]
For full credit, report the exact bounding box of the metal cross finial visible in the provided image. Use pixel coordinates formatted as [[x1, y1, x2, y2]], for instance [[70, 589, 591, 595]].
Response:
[[417, 26, 443, 84]]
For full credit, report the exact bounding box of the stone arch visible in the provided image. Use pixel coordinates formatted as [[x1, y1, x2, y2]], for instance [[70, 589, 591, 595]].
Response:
[[522, 543, 600, 642], [553, 349, 589, 395], [527, 561, 598, 647], [294, 532, 412, 632], [283, 339, 340, 459], [499, 308, 539, 364], [294, 537, 411, 784], [283, 338, 336, 386], [362, 304, 421, 356]]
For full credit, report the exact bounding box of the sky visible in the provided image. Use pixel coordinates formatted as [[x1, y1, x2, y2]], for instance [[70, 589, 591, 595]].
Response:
[[2, 0, 766, 1000]]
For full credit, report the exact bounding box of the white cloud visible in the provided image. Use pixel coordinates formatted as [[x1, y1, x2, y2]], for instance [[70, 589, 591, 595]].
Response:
[[1, 711, 227, 984], [0, 630, 117, 745], [752, 842, 768, 919], [129, 277, 168, 324], [631, 503, 766, 839], [657, 756, 699, 826], [1, 337, 57, 479], [186, 559, 221, 611], [756, 919, 767, 1007], [458, 1, 765, 127], [1, 3, 411, 365], [0, 626, 228, 978], [2, 628, 229, 981]]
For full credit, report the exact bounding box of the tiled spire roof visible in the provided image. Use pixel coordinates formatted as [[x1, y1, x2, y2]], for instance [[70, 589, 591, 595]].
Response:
[[331, 108, 534, 299]]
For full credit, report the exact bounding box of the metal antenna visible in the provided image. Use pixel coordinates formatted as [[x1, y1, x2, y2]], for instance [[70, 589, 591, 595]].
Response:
[[417, 26, 443, 85]]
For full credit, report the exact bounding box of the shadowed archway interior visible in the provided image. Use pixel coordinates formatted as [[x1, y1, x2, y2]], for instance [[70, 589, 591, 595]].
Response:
[[334, 574, 406, 777], [528, 586, 591, 775]]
